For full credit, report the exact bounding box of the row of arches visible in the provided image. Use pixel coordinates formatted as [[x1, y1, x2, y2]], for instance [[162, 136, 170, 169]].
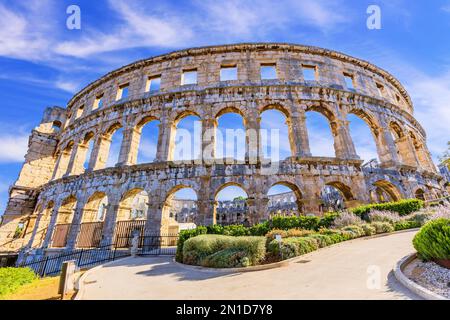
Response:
[[28, 177, 407, 250], [51, 104, 435, 181]]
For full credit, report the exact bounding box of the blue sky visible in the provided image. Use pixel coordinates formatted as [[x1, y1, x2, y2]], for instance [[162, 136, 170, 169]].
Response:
[[0, 0, 450, 207]]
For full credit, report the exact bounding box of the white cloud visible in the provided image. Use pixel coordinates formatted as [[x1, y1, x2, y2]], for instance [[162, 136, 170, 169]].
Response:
[[0, 133, 29, 163], [406, 70, 450, 161]]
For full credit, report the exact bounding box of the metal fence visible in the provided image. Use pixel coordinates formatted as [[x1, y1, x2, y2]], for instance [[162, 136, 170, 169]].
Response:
[[19, 244, 130, 277], [18, 234, 179, 277], [116, 234, 179, 256], [113, 220, 146, 248]]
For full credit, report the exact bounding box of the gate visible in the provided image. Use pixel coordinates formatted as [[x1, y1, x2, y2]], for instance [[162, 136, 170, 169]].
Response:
[[77, 222, 104, 248], [51, 224, 71, 248], [115, 234, 179, 256], [113, 220, 146, 248]]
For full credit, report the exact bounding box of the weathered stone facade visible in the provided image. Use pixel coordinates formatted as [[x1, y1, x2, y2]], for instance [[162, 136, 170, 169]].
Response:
[[0, 43, 446, 255]]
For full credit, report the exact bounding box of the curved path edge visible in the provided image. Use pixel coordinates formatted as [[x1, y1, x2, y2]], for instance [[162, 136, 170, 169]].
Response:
[[393, 253, 448, 300]]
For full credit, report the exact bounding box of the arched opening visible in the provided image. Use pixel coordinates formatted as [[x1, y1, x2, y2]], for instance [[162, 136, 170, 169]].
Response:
[[51, 196, 77, 248], [72, 132, 95, 174], [321, 182, 354, 212], [171, 114, 202, 162], [347, 113, 379, 164], [163, 186, 198, 234], [260, 109, 292, 161], [409, 131, 433, 171], [52, 121, 62, 132], [53, 141, 74, 179], [373, 180, 402, 202], [415, 188, 426, 201], [389, 121, 411, 165], [31, 201, 54, 248], [305, 111, 335, 157], [114, 189, 149, 247], [216, 112, 246, 162], [136, 118, 160, 164], [267, 182, 302, 219], [215, 184, 248, 226], [94, 123, 123, 170], [77, 192, 108, 248]]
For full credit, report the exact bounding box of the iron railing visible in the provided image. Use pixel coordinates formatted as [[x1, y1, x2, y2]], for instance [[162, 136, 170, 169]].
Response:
[[18, 234, 179, 277], [19, 244, 129, 277], [115, 234, 179, 256]]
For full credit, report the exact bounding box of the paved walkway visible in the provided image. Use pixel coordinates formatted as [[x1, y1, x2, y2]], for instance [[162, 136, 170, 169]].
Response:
[[79, 230, 421, 300]]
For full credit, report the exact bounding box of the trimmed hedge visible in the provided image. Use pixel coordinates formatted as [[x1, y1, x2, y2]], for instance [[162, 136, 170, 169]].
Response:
[[352, 199, 423, 218], [394, 220, 421, 231], [176, 226, 207, 262], [270, 215, 320, 231], [0, 267, 37, 298], [267, 237, 319, 259], [182, 235, 266, 267], [413, 218, 450, 260]]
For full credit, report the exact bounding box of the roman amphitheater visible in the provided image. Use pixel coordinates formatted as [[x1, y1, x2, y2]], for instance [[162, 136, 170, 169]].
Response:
[[0, 43, 447, 259]]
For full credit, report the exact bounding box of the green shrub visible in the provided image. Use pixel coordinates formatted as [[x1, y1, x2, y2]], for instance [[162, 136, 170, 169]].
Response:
[[413, 218, 450, 261], [352, 199, 424, 218], [201, 248, 251, 268], [370, 221, 394, 234], [360, 223, 376, 236], [394, 220, 421, 231], [222, 225, 250, 236], [182, 235, 266, 267], [341, 225, 365, 238], [206, 224, 225, 234], [0, 267, 38, 298], [176, 226, 207, 262], [248, 222, 271, 236], [270, 215, 320, 230], [267, 237, 319, 260], [265, 228, 313, 246], [306, 234, 335, 247], [318, 212, 340, 229]]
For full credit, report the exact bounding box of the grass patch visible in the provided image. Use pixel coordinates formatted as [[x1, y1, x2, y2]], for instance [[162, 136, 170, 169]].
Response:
[[0, 268, 38, 299]]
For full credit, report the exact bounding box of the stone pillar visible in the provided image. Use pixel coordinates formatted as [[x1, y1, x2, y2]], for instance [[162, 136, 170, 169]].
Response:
[[196, 199, 216, 226], [41, 205, 60, 249], [88, 135, 111, 171], [246, 110, 261, 164], [117, 127, 140, 166], [99, 198, 120, 246], [144, 201, 164, 235], [377, 117, 401, 168], [156, 120, 175, 162], [288, 109, 311, 158], [65, 198, 87, 250], [202, 117, 217, 165], [332, 119, 359, 159], [247, 195, 269, 223], [396, 135, 420, 167]]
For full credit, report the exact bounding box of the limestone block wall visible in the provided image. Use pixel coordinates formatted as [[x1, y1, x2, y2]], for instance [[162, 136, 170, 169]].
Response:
[[0, 43, 446, 253]]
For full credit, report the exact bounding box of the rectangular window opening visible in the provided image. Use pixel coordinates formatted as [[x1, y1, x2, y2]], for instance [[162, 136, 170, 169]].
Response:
[[220, 65, 237, 81], [146, 76, 161, 92], [302, 65, 317, 81], [76, 105, 84, 119], [116, 83, 129, 101], [181, 69, 197, 85], [94, 94, 104, 110], [260, 64, 277, 80], [343, 73, 355, 91]]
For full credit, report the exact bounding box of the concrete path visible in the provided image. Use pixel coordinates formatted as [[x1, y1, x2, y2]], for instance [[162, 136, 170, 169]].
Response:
[[79, 229, 422, 300]]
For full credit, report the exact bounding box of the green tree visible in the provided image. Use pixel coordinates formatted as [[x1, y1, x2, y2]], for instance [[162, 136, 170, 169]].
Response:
[[439, 141, 450, 168]]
